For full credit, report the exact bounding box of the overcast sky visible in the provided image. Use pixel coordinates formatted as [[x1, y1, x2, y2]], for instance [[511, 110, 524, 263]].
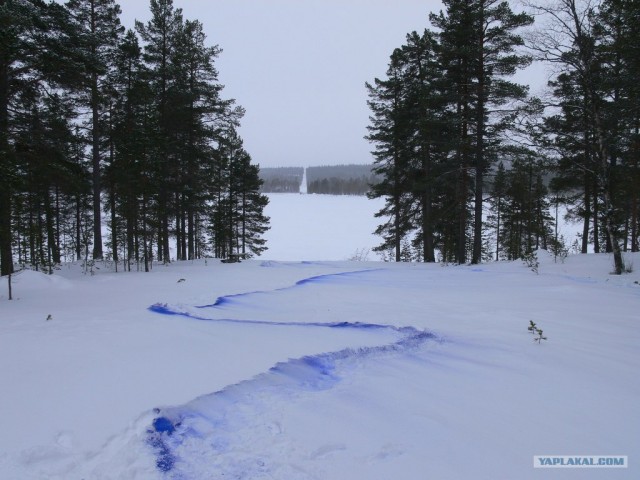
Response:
[[118, 1, 542, 169]]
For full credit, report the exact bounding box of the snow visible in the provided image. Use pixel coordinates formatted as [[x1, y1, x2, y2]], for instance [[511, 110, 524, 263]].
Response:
[[1, 194, 639, 479], [261, 193, 384, 261]]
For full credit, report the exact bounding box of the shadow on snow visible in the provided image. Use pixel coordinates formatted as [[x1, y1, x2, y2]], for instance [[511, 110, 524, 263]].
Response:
[[146, 265, 437, 476]]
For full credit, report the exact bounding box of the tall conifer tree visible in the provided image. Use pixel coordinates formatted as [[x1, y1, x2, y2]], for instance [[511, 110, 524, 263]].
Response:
[[66, 0, 124, 261], [136, 0, 183, 263], [366, 51, 414, 261], [528, 0, 625, 272], [432, 0, 533, 264], [0, 0, 86, 275]]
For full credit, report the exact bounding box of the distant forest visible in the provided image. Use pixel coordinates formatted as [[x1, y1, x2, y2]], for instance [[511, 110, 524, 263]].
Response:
[[260, 164, 380, 195], [307, 165, 380, 195], [259, 167, 304, 193]]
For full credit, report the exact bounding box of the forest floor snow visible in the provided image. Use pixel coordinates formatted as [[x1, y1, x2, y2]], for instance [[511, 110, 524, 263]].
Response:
[[0, 251, 639, 479]]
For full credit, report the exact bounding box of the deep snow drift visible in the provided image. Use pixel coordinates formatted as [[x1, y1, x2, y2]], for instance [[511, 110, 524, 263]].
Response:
[[1, 250, 638, 479]]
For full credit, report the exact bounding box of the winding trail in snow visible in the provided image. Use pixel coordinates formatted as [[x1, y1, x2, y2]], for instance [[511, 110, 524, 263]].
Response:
[[147, 265, 439, 478]]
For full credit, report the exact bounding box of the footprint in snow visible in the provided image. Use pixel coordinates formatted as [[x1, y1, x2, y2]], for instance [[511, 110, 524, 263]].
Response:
[[309, 443, 347, 460], [370, 443, 406, 461]]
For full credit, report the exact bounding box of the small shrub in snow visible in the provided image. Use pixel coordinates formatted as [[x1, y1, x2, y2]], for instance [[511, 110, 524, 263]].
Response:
[[102, 256, 115, 271], [522, 250, 539, 274], [550, 235, 569, 263], [400, 239, 414, 262], [348, 248, 370, 262], [82, 260, 96, 276], [571, 238, 581, 255], [528, 320, 547, 343], [534, 328, 547, 343], [376, 249, 394, 262]]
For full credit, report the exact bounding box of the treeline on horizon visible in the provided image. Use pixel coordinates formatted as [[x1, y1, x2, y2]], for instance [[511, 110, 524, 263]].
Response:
[[259, 164, 381, 195], [0, 0, 270, 277], [259, 167, 304, 193], [367, 0, 639, 273]]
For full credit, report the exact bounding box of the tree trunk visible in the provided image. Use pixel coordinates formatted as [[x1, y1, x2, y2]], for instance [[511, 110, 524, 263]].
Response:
[[174, 193, 182, 261], [187, 207, 194, 260], [568, 0, 624, 273], [0, 8, 13, 276], [581, 172, 590, 253], [45, 190, 60, 265], [495, 197, 501, 261], [458, 165, 467, 264], [422, 179, 435, 263], [75, 195, 82, 260], [593, 177, 600, 253], [142, 194, 149, 273], [393, 154, 401, 262], [457, 53, 471, 265], [472, 0, 485, 265], [632, 197, 638, 252], [632, 144, 639, 252], [110, 189, 118, 266], [242, 191, 247, 256], [91, 74, 103, 259], [127, 213, 134, 271]]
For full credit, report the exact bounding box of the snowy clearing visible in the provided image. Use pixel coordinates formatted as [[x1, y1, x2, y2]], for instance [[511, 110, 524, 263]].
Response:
[[1, 250, 638, 479], [261, 193, 385, 261]]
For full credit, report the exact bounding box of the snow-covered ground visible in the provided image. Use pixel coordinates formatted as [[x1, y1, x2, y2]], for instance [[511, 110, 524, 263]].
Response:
[[1, 194, 638, 479], [261, 193, 385, 261]]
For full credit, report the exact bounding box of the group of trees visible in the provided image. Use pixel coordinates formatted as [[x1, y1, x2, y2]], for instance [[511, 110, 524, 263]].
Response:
[[259, 165, 380, 195], [259, 167, 304, 193], [0, 0, 269, 277], [307, 176, 370, 195], [367, 0, 639, 273], [306, 164, 378, 195]]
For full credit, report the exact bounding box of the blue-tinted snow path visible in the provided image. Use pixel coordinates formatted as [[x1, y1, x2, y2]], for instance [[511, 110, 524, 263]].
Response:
[[199, 267, 385, 308], [146, 266, 438, 478]]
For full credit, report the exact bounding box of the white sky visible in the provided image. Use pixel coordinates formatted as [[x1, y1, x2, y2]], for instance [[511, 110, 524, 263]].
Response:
[[119, 1, 543, 168], [118, 0, 445, 168]]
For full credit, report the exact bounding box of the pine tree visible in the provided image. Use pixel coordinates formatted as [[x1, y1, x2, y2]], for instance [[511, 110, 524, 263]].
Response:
[[0, 0, 88, 275], [230, 152, 270, 257], [136, 0, 183, 263], [107, 28, 155, 271], [171, 18, 241, 261], [66, 0, 124, 261], [399, 30, 450, 263], [486, 161, 507, 260], [0, 0, 14, 276], [209, 129, 269, 259], [430, 2, 476, 263], [11, 81, 90, 271], [528, 0, 625, 273], [543, 69, 601, 254], [595, 0, 640, 252], [496, 157, 553, 260], [432, 0, 533, 264], [366, 50, 414, 261]]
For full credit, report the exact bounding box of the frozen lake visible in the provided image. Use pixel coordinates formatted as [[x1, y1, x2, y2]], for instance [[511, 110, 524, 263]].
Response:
[[261, 193, 385, 261]]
